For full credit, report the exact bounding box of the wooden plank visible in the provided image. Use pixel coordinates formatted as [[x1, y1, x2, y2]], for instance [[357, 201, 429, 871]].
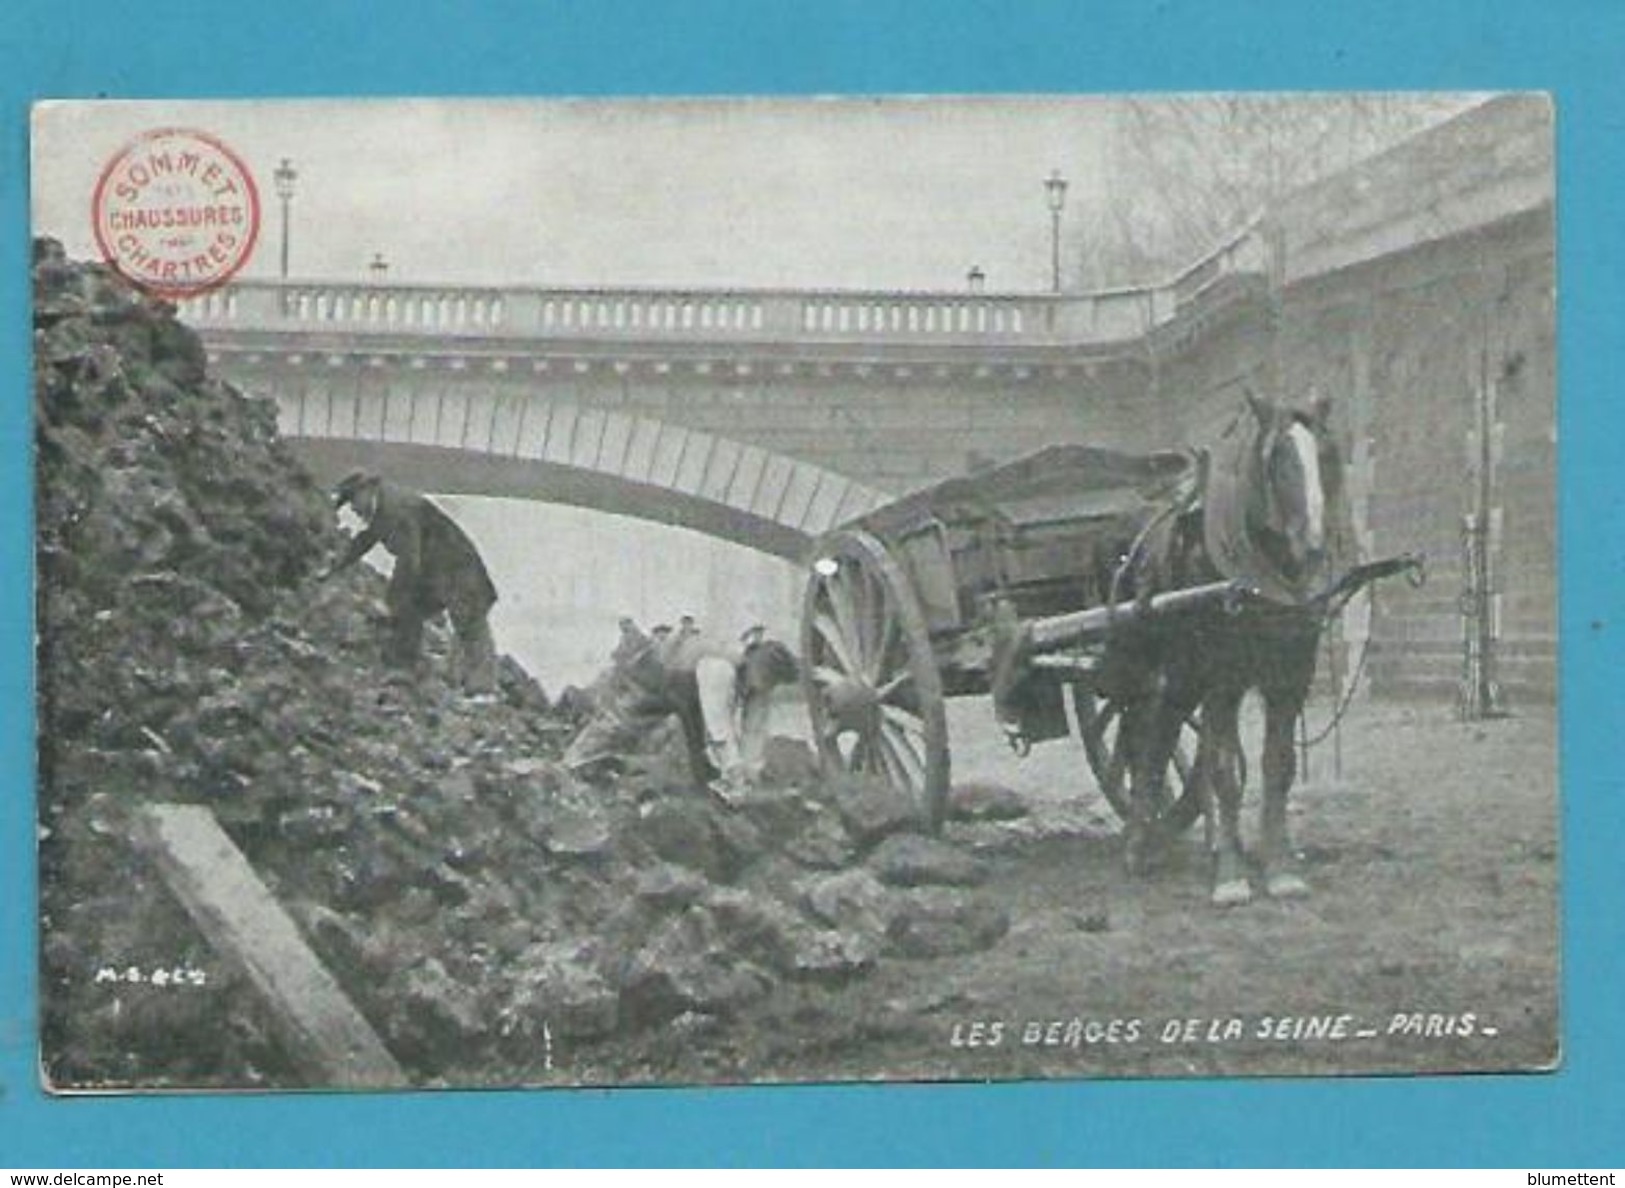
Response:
[[130, 803, 408, 1088]]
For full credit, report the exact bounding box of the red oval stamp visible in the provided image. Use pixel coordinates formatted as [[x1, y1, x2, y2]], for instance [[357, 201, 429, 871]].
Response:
[[91, 127, 261, 298]]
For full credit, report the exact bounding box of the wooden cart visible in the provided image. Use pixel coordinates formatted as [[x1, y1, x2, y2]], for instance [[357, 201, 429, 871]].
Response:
[[799, 443, 1244, 831]]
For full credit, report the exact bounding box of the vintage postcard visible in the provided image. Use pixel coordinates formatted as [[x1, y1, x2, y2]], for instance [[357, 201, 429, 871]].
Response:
[[30, 94, 1556, 1090]]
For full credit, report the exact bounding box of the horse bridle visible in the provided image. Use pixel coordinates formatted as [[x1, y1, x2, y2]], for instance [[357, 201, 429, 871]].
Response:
[[1251, 410, 1333, 554]]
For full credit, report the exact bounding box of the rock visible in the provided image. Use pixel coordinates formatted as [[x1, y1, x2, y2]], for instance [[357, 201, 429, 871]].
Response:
[[798, 868, 898, 943], [497, 655, 551, 713], [729, 783, 820, 838], [946, 781, 1029, 822], [666, 1010, 724, 1040], [704, 886, 808, 973], [290, 900, 380, 986], [619, 908, 774, 1028], [441, 769, 478, 803], [831, 773, 923, 847], [503, 756, 558, 778], [759, 736, 821, 787], [782, 809, 857, 870], [868, 833, 989, 888], [630, 794, 723, 878], [787, 928, 878, 984], [708, 808, 765, 881], [508, 940, 619, 1041], [507, 764, 622, 857], [634, 863, 710, 912], [543, 806, 614, 858], [397, 957, 485, 1053], [884, 888, 1009, 959]]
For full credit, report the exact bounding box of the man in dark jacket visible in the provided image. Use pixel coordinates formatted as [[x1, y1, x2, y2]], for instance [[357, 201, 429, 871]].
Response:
[[326, 471, 498, 693]]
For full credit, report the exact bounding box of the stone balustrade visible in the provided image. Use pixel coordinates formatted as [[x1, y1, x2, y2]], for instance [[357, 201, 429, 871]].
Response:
[[179, 223, 1269, 350]]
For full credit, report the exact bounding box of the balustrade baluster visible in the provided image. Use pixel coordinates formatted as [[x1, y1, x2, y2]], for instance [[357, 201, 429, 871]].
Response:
[[181, 249, 1266, 351]]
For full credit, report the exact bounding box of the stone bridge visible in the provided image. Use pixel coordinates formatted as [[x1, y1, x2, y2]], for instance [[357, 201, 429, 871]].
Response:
[[182, 227, 1270, 559], [180, 97, 1556, 699]]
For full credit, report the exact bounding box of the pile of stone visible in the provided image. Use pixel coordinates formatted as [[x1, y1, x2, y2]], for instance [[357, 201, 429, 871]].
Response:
[[33, 243, 1015, 1090]]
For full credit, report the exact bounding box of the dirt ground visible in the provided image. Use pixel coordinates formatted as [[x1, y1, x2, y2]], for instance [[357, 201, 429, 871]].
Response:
[[561, 695, 1559, 1086]]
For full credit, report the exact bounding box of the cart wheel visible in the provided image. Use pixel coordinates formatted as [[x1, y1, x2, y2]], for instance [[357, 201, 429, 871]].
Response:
[[1072, 688, 1203, 837], [801, 528, 950, 831]]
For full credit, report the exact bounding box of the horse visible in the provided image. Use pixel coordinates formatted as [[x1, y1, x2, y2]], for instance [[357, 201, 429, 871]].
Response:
[[1116, 389, 1349, 906]]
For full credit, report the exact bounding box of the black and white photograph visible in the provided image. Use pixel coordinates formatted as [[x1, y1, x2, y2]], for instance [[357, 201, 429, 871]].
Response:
[[30, 93, 1556, 1091]]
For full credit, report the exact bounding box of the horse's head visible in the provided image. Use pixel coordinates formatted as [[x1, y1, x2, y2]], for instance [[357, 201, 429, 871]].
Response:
[[1245, 389, 1343, 586]]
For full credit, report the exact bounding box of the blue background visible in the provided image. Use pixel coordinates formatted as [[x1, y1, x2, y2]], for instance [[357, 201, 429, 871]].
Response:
[[1, 0, 1620, 1167]]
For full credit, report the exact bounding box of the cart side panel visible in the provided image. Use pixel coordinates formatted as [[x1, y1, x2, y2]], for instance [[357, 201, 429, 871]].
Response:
[[842, 441, 1201, 633], [939, 511, 1136, 622], [894, 522, 966, 634]]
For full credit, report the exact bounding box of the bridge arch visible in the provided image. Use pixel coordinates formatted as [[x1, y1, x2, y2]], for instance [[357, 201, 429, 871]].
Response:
[[262, 381, 888, 561]]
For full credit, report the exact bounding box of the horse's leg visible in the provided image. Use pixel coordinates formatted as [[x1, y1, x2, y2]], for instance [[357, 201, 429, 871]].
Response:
[[1121, 687, 1155, 877], [1121, 668, 1170, 876], [1144, 674, 1200, 856], [1260, 686, 1310, 899], [1189, 705, 1220, 883], [1206, 688, 1250, 907]]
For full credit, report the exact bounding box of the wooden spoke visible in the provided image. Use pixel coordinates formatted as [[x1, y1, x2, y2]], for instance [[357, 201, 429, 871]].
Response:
[[1075, 689, 1205, 837], [855, 564, 897, 682], [809, 608, 861, 677], [842, 563, 879, 674], [880, 702, 926, 740], [873, 601, 900, 681], [809, 663, 848, 689], [873, 730, 914, 790], [819, 580, 862, 670], [880, 720, 927, 788], [801, 528, 950, 830], [874, 671, 911, 702]]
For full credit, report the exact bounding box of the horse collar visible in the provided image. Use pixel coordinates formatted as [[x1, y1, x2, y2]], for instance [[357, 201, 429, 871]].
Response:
[[1202, 412, 1312, 607]]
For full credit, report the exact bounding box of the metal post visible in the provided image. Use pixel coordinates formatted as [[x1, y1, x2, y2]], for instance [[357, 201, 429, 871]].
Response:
[[1050, 207, 1061, 293], [279, 199, 290, 279], [1044, 169, 1067, 294], [273, 158, 298, 280]]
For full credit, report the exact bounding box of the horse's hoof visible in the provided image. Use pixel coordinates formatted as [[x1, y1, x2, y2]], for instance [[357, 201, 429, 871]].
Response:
[[1211, 879, 1252, 908], [1266, 872, 1310, 899]]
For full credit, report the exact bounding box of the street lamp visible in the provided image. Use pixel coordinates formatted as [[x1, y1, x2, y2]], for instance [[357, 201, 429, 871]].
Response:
[[273, 157, 298, 280], [1044, 168, 1068, 293], [369, 251, 389, 280], [967, 264, 985, 294]]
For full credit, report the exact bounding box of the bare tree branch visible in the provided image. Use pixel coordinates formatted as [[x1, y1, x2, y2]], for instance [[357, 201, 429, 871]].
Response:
[[1076, 95, 1472, 288]]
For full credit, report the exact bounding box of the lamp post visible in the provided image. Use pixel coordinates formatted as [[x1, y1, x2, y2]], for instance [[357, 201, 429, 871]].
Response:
[[273, 157, 298, 280], [369, 251, 389, 281], [967, 264, 985, 294], [1044, 168, 1067, 293]]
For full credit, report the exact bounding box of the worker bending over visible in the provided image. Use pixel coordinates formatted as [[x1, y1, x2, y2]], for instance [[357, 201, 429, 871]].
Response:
[[326, 471, 499, 695]]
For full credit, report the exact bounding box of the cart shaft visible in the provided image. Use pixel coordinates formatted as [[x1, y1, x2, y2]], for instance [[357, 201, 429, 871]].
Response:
[[1028, 579, 1247, 651]]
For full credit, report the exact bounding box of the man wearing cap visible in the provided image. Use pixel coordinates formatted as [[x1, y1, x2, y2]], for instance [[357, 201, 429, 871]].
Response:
[[564, 622, 799, 797], [325, 471, 499, 694], [648, 623, 799, 795]]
